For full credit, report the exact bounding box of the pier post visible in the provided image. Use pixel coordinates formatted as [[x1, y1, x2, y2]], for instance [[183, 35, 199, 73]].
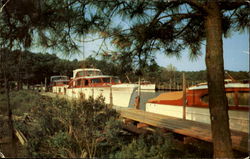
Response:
[[135, 77, 141, 109], [182, 73, 186, 120], [44, 77, 47, 92]]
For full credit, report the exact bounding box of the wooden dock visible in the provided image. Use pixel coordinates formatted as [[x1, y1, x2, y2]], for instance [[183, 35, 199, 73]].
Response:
[[117, 108, 248, 153]]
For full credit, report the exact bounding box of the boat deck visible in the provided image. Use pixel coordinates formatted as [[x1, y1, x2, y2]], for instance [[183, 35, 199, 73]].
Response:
[[117, 108, 248, 153]]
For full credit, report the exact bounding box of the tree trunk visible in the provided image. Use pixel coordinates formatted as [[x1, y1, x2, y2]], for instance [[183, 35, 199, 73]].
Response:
[[204, 1, 233, 158], [4, 77, 17, 157]]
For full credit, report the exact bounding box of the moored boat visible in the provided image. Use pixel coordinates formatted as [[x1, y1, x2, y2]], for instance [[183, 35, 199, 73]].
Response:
[[137, 80, 156, 90], [50, 75, 69, 94], [66, 68, 138, 108], [146, 82, 249, 133]]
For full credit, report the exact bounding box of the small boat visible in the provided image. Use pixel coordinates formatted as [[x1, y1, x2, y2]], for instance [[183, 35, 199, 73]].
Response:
[[50, 75, 69, 94], [146, 82, 249, 133], [66, 68, 138, 108], [137, 80, 156, 90]]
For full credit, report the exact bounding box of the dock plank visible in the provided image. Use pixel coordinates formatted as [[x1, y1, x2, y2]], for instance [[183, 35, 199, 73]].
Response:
[[118, 108, 248, 153]]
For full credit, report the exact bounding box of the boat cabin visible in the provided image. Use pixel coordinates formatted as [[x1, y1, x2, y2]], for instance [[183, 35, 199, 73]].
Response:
[[148, 82, 249, 110], [69, 76, 121, 88], [50, 76, 69, 86], [73, 68, 102, 78]]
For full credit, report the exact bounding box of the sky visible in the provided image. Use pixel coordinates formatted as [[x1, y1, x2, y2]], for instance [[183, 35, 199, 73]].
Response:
[[69, 30, 249, 72], [155, 31, 249, 71]]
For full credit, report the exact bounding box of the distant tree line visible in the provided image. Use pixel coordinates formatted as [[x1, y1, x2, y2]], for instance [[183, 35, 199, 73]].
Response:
[[0, 49, 249, 88]]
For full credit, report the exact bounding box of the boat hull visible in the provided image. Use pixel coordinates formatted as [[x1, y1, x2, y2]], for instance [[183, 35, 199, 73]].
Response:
[[52, 85, 69, 94], [66, 84, 138, 108], [140, 84, 156, 90], [146, 103, 249, 133]]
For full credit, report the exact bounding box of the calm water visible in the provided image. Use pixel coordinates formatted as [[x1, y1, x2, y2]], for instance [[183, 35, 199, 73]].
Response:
[[129, 90, 166, 110]]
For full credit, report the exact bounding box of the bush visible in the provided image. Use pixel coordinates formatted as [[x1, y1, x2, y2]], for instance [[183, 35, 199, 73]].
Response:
[[17, 96, 122, 158], [110, 133, 183, 158]]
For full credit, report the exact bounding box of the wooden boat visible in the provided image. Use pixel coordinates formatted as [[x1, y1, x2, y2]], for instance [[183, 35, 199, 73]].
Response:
[[66, 68, 138, 108], [146, 82, 249, 133], [50, 75, 69, 94]]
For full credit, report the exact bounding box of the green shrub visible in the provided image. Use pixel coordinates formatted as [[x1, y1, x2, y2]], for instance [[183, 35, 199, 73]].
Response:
[[110, 133, 182, 158], [17, 96, 122, 158]]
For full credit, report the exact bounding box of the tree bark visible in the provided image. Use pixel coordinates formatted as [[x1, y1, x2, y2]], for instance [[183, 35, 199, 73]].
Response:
[[204, 1, 234, 158], [4, 77, 17, 157]]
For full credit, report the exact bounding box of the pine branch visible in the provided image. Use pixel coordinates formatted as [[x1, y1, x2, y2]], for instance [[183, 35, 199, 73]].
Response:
[[0, 0, 10, 13], [157, 13, 202, 21], [183, 0, 208, 14], [220, 1, 249, 10]]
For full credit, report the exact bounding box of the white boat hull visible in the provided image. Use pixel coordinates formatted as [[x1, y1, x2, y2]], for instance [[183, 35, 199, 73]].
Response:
[[52, 85, 69, 94], [66, 84, 138, 108], [146, 103, 249, 133], [140, 84, 156, 90]]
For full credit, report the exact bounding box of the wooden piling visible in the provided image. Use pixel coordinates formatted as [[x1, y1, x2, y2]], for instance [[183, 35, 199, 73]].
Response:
[[182, 73, 186, 120]]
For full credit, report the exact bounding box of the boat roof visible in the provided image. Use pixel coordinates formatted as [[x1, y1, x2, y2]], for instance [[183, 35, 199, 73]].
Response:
[[188, 82, 250, 90], [73, 75, 118, 80], [51, 75, 68, 78], [148, 91, 183, 103], [50, 76, 68, 81], [73, 68, 103, 78], [73, 68, 101, 72], [53, 79, 69, 82]]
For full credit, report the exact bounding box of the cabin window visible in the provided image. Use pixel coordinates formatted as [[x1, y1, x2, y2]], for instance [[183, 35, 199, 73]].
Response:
[[76, 79, 82, 86], [201, 95, 209, 104], [238, 92, 249, 107], [90, 71, 102, 76], [113, 77, 121, 84], [226, 92, 235, 106], [102, 78, 111, 83], [91, 78, 101, 83], [76, 72, 84, 77], [88, 71, 99, 76], [201, 92, 247, 106]]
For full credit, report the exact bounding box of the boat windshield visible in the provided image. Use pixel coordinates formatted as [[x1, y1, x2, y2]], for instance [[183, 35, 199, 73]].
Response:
[[238, 92, 249, 107], [201, 91, 250, 107], [51, 76, 68, 82], [77, 70, 102, 77]]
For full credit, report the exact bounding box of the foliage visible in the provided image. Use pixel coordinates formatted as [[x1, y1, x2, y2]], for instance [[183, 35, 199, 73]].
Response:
[[0, 49, 79, 85], [92, 1, 249, 64], [0, 89, 41, 114], [110, 132, 213, 158], [110, 133, 180, 158], [14, 96, 123, 158]]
